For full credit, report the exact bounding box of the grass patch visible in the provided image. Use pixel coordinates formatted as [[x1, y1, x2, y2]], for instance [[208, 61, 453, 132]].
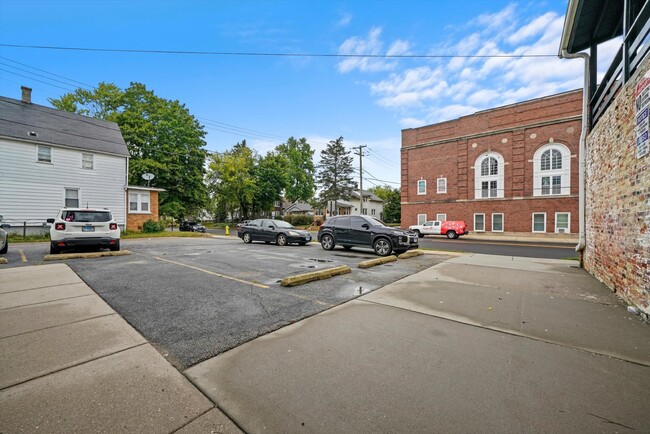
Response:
[[121, 231, 211, 239], [8, 234, 50, 243]]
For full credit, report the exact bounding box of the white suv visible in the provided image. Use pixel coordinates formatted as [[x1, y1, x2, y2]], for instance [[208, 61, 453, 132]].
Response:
[[47, 208, 121, 254]]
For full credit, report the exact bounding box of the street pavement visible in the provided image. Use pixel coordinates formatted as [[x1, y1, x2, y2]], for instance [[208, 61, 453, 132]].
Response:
[[1, 254, 648, 433]]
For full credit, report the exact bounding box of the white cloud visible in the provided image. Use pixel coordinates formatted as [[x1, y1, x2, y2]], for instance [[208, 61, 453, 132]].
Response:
[[507, 12, 558, 44], [337, 12, 352, 27], [400, 117, 426, 128], [337, 27, 397, 73]]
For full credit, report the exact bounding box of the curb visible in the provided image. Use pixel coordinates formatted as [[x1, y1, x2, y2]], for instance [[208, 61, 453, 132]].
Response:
[[397, 249, 425, 259], [280, 265, 351, 287], [358, 256, 398, 269], [0, 257, 7, 264], [44, 250, 132, 261]]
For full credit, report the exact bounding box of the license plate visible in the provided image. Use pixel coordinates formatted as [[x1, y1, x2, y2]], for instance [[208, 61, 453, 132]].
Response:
[[82, 226, 95, 232]]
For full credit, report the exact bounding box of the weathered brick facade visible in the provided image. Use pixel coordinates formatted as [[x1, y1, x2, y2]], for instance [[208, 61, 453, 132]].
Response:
[[585, 59, 650, 318], [401, 90, 582, 234], [126, 190, 160, 231]]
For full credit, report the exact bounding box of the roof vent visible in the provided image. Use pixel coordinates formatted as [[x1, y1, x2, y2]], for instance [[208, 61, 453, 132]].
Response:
[[21, 86, 32, 104], [28, 131, 38, 137]]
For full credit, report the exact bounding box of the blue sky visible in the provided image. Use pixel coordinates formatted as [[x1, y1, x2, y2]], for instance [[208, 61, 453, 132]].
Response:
[[0, 1, 618, 188]]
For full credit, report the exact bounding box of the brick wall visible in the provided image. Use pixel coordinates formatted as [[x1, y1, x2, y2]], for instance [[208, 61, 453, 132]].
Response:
[[402, 90, 582, 233], [126, 191, 160, 231], [585, 59, 650, 318]]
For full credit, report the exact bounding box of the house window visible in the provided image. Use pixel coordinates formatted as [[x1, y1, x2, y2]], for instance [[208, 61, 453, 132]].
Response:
[[475, 153, 504, 198], [362, 208, 367, 215], [129, 192, 150, 213], [417, 180, 426, 195], [474, 213, 485, 232], [417, 214, 427, 225], [436, 213, 447, 221], [492, 213, 504, 232], [371, 209, 376, 216], [38, 145, 52, 163], [533, 144, 571, 196], [437, 178, 447, 194], [65, 188, 79, 207], [82, 153, 94, 170], [532, 213, 546, 233], [555, 212, 570, 233]]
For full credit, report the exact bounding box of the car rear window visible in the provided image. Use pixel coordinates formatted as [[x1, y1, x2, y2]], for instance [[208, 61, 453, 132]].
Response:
[[63, 211, 112, 222]]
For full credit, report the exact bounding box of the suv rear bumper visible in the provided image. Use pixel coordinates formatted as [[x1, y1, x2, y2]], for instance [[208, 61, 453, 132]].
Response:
[[51, 237, 119, 248]]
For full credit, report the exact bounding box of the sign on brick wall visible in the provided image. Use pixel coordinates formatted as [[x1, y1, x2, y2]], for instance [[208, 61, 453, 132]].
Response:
[[635, 70, 650, 158]]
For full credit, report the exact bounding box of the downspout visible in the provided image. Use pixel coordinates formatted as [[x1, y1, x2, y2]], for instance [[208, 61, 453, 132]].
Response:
[[559, 50, 589, 265]]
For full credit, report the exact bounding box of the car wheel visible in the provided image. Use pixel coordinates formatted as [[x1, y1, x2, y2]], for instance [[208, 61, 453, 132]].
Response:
[[0, 240, 7, 254], [415, 230, 422, 237], [277, 234, 288, 246], [446, 230, 457, 239], [243, 232, 253, 243], [342, 245, 352, 250], [320, 234, 334, 250], [49, 244, 60, 254], [373, 237, 392, 256], [109, 240, 120, 252]]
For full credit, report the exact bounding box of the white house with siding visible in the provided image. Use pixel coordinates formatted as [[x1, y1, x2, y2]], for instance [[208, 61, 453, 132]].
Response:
[[0, 87, 130, 233]]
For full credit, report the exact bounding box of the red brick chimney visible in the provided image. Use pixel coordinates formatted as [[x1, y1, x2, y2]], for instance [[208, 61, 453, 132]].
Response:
[[21, 86, 32, 104]]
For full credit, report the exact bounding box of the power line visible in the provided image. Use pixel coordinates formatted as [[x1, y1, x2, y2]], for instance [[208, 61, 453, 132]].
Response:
[[0, 56, 95, 89], [0, 43, 558, 58]]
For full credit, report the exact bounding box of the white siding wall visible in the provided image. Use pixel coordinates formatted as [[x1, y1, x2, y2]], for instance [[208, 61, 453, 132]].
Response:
[[0, 138, 127, 226]]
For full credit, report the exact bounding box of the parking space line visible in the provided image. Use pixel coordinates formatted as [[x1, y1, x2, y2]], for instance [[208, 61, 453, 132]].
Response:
[[154, 256, 269, 289], [18, 249, 27, 262]]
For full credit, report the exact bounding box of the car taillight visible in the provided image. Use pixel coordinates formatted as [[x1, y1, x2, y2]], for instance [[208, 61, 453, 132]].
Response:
[[109, 223, 118, 230], [55, 223, 65, 230]]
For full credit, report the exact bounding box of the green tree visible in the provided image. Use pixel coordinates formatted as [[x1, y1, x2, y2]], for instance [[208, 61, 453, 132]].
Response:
[[369, 185, 401, 223], [49, 82, 209, 219], [316, 136, 356, 216], [207, 141, 256, 219], [275, 137, 315, 202], [252, 151, 289, 215]]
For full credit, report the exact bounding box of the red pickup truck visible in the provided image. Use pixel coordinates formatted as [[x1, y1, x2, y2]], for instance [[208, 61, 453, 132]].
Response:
[[408, 220, 469, 239]]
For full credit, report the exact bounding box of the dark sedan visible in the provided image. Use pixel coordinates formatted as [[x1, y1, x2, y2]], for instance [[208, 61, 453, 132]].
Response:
[[238, 219, 312, 246]]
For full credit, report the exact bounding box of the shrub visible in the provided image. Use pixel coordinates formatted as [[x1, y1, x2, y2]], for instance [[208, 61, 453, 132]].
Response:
[[288, 214, 313, 227], [142, 219, 166, 233]]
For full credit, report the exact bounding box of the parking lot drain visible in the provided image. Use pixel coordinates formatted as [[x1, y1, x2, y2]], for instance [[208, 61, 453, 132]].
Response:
[[280, 265, 351, 287], [44, 250, 132, 261], [357, 256, 398, 269]]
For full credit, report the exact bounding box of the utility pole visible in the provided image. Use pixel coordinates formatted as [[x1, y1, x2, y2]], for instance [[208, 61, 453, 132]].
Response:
[[353, 145, 367, 216]]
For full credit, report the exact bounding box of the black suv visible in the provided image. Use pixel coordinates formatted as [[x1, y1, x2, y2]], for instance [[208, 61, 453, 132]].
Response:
[[179, 220, 206, 233], [318, 215, 418, 256]]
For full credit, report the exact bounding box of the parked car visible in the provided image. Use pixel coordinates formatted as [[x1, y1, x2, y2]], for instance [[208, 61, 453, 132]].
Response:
[[179, 220, 206, 233], [318, 215, 418, 256], [238, 219, 312, 246], [47, 208, 120, 254], [0, 219, 9, 254], [408, 220, 469, 239]]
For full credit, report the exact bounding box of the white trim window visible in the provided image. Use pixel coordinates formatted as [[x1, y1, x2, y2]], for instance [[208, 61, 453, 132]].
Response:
[[82, 153, 94, 170], [555, 212, 570, 233], [417, 213, 427, 225], [436, 213, 447, 221], [532, 212, 546, 233], [492, 213, 504, 232], [417, 179, 427, 195], [533, 144, 571, 196], [475, 152, 504, 198], [129, 191, 151, 213], [38, 145, 52, 163], [65, 188, 79, 208], [437, 177, 447, 194], [474, 213, 485, 232]]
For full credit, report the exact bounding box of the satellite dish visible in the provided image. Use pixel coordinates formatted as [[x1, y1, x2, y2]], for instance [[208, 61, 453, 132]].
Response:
[[142, 173, 154, 181]]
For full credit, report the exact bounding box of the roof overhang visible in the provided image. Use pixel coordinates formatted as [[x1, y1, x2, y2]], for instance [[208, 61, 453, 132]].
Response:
[[559, 0, 624, 55], [127, 185, 166, 192]]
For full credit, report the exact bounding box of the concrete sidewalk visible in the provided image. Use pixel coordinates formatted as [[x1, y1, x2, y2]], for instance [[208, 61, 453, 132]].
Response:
[[186, 254, 650, 433], [1, 255, 648, 433], [0, 263, 241, 433]]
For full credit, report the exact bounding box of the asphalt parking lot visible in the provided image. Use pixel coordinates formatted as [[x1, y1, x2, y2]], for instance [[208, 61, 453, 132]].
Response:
[[5, 237, 450, 369]]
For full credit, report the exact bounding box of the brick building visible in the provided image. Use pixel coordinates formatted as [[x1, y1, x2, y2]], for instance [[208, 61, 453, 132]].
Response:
[[401, 90, 582, 236], [560, 0, 649, 318]]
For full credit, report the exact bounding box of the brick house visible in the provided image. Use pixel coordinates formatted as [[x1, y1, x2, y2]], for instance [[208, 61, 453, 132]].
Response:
[[560, 0, 649, 318], [126, 186, 165, 232], [401, 90, 582, 235]]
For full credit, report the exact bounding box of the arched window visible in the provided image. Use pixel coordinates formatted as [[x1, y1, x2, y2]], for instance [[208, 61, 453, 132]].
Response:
[[474, 152, 504, 199], [533, 144, 571, 196]]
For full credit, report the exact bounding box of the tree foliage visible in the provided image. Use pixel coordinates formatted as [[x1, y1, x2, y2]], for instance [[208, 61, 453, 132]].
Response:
[[316, 136, 357, 214], [252, 151, 289, 215], [49, 82, 209, 219], [276, 137, 315, 203], [369, 185, 401, 223]]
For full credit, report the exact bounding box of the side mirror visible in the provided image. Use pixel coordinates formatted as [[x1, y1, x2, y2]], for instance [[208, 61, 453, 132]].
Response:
[[362, 223, 370, 229], [46, 218, 55, 224], [268, 225, 274, 229], [0, 223, 10, 229]]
